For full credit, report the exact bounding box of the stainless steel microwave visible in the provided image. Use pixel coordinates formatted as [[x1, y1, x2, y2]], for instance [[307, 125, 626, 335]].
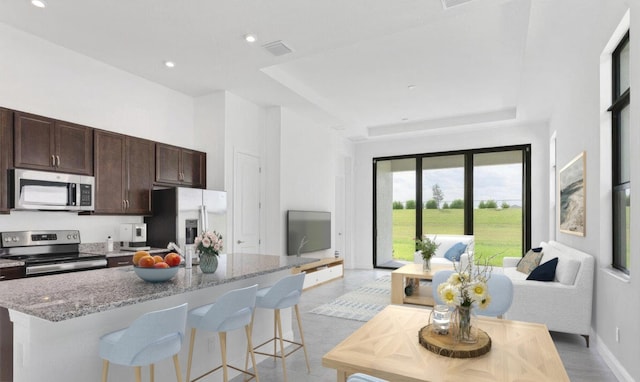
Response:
[[11, 169, 95, 211]]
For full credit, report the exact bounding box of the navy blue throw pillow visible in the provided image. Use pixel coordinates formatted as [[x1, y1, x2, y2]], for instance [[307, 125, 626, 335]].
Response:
[[526, 257, 558, 282], [444, 242, 467, 261]]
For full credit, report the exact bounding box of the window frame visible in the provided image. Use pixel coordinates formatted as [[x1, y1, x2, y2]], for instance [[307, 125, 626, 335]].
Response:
[[372, 144, 531, 268], [610, 31, 630, 274]]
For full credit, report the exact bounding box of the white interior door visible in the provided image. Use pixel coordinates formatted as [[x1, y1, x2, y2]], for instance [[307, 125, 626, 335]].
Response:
[[233, 152, 261, 254]]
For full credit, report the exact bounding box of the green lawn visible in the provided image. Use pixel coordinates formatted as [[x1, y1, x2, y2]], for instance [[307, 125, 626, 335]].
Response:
[[391, 208, 522, 266]]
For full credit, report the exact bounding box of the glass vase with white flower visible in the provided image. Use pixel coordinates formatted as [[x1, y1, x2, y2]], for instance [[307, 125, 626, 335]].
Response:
[[195, 231, 223, 273], [437, 254, 492, 343]]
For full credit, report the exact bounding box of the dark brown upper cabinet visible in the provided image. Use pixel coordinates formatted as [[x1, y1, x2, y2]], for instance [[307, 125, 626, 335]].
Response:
[[0, 108, 13, 214], [155, 143, 205, 188], [94, 130, 154, 215], [13, 111, 93, 175]]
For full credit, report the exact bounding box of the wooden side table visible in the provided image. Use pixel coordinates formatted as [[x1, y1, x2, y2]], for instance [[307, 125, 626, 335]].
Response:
[[391, 263, 453, 306]]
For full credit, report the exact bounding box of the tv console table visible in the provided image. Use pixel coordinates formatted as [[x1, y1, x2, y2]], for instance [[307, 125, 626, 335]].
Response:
[[292, 257, 344, 289]]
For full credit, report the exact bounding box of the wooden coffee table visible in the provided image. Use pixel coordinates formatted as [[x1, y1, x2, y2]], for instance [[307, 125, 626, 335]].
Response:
[[322, 305, 570, 382], [391, 263, 453, 306]]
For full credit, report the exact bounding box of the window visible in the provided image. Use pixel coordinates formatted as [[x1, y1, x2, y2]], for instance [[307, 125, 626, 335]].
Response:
[[611, 31, 630, 273], [373, 145, 531, 268]]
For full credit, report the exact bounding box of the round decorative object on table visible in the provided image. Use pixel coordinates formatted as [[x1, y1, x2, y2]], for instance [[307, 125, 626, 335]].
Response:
[[199, 253, 219, 273], [404, 283, 414, 296], [418, 325, 491, 358]]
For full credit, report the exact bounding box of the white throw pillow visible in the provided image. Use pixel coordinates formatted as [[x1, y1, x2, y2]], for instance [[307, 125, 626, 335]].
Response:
[[555, 258, 580, 285]]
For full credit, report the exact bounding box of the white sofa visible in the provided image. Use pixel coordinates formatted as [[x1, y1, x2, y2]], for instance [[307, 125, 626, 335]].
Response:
[[499, 240, 595, 346], [413, 234, 474, 266]]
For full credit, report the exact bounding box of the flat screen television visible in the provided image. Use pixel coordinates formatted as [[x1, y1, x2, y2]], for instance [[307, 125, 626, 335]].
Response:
[[287, 210, 331, 256]]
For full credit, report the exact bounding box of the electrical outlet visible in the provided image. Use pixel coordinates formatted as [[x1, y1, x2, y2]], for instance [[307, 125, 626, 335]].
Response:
[[616, 327, 620, 343], [208, 337, 216, 352]]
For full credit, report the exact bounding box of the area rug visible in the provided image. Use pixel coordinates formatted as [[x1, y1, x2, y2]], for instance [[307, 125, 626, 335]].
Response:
[[310, 276, 391, 322]]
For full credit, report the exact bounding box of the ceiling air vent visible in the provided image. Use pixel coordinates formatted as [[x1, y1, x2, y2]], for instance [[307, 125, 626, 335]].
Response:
[[262, 40, 293, 57], [441, 0, 474, 9]]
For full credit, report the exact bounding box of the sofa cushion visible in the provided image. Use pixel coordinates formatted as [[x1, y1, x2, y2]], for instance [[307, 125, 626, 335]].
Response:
[[555, 258, 580, 285], [516, 248, 544, 274], [444, 242, 467, 261], [527, 257, 558, 281]]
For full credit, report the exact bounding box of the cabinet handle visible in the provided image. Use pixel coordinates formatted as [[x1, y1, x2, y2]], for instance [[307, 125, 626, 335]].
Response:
[[51, 155, 55, 167], [122, 200, 126, 210], [0, 275, 5, 280], [126, 200, 130, 209], [116, 261, 130, 266], [56, 155, 60, 167]]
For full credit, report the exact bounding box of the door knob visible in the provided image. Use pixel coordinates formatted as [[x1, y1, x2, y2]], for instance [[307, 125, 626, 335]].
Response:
[[237, 240, 244, 244]]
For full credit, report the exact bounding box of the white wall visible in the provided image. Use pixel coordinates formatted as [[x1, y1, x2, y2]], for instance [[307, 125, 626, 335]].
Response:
[[352, 122, 549, 269], [0, 23, 196, 243], [280, 108, 354, 261], [537, 2, 638, 380]]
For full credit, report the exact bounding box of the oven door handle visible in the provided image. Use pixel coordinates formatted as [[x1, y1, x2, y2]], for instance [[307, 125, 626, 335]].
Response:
[[25, 259, 107, 276]]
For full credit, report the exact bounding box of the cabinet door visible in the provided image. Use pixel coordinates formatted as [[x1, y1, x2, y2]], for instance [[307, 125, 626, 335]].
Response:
[[0, 266, 25, 281], [55, 121, 93, 175], [181, 149, 206, 188], [155, 143, 181, 185], [126, 136, 154, 215], [14, 112, 55, 171], [94, 130, 126, 214], [0, 109, 12, 214], [107, 255, 133, 268]]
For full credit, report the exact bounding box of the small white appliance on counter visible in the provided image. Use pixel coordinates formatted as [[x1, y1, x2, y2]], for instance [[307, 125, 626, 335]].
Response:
[[119, 223, 150, 251]]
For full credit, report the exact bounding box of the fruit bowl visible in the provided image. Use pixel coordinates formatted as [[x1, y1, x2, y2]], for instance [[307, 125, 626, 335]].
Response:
[[133, 266, 179, 282]]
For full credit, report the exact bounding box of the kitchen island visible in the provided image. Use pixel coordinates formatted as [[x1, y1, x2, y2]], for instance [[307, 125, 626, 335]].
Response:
[[0, 253, 316, 382]]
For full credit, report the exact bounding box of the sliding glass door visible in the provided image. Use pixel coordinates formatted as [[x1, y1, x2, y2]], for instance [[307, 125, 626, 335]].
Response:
[[374, 158, 416, 267], [373, 145, 530, 268], [473, 151, 524, 262]]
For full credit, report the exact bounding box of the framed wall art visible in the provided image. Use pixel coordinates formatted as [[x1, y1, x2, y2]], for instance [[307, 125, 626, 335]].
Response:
[[559, 151, 586, 236]]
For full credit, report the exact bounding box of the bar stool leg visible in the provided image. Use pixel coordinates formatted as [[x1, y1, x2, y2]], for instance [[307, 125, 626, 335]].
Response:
[[173, 354, 183, 382], [186, 328, 197, 382], [294, 304, 311, 373], [135, 366, 142, 382], [244, 312, 255, 374], [275, 309, 288, 382], [101, 360, 109, 382], [272, 311, 277, 363], [245, 324, 260, 382], [150, 364, 155, 382], [219, 331, 229, 382]]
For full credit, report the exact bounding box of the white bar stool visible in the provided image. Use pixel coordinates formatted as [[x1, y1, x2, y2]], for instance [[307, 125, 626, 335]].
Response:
[[348, 373, 388, 382], [99, 302, 188, 382], [185, 284, 259, 382], [249, 273, 309, 382]]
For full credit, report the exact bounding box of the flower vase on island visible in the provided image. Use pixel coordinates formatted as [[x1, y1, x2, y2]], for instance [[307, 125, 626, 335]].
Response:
[[195, 231, 223, 273]]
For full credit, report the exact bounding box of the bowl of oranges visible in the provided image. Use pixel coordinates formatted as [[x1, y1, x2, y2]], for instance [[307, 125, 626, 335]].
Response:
[[132, 251, 182, 282]]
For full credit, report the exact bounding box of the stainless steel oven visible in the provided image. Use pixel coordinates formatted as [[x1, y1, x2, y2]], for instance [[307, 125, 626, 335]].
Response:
[[0, 230, 106, 276]]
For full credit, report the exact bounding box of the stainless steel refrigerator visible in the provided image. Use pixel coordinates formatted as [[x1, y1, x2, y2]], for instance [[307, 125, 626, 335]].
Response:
[[145, 187, 227, 256]]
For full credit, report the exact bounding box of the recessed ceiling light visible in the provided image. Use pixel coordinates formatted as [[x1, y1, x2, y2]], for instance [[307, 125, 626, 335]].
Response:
[[244, 34, 257, 43], [164, 61, 175, 68], [402, 118, 409, 121], [31, 0, 47, 8]]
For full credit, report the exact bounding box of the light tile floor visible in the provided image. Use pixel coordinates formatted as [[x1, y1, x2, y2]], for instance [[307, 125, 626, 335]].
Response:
[[231, 269, 617, 382]]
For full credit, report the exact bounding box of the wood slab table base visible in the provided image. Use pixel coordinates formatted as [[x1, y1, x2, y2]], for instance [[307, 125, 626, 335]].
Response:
[[322, 305, 570, 382], [419, 325, 492, 358]]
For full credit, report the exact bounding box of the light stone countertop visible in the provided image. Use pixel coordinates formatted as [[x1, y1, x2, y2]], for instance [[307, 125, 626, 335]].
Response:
[[0, 253, 317, 322], [0, 259, 24, 268]]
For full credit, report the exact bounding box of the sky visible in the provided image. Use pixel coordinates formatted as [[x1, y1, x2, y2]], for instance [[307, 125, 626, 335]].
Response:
[[393, 164, 522, 207]]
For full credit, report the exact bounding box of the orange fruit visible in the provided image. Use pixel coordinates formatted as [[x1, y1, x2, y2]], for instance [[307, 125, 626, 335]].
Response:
[[152, 255, 164, 264], [153, 262, 170, 268], [138, 256, 155, 268], [133, 251, 151, 266], [164, 253, 182, 267]]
